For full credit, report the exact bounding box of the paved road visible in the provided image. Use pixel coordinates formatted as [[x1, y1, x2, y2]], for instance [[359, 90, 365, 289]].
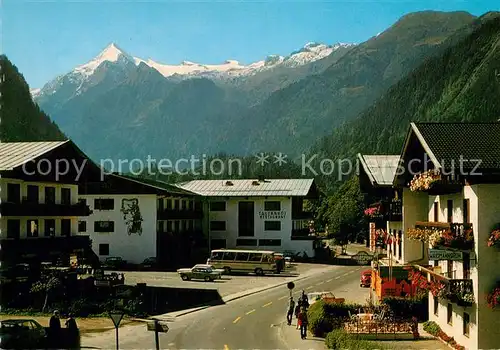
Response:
[[83, 265, 367, 349]]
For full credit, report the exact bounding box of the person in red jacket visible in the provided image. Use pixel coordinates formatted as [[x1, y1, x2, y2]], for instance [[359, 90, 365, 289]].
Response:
[[297, 307, 308, 339]]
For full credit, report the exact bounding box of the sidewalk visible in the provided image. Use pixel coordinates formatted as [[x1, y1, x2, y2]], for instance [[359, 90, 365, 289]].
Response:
[[278, 320, 326, 350]]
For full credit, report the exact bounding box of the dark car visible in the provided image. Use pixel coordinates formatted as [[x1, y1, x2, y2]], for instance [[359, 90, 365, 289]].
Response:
[[139, 257, 158, 270], [0, 319, 47, 349], [360, 269, 372, 288], [102, 257, 127, 270]]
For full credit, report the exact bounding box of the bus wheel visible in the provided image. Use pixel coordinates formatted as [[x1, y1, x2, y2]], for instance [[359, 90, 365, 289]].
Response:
[[255, 268, 264, 276], [223, 267, 231, 275]]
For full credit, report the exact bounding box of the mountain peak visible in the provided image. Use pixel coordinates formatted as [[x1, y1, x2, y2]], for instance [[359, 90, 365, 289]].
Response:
[[74, 42, 133, 77]]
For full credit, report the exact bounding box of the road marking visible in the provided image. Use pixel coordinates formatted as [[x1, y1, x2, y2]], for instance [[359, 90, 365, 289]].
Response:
[[326, 279, 333, 282], [334, 276, 340, 280], [263, 302, 273, 307], [316, 282, 324, 286], [233, 316, 241, 324], [224, 345, 229, 350], [278, 295, 288, 300], [168, 343, 175, 346], [306, 286, 313, 290], [246, 309, 256, 315]]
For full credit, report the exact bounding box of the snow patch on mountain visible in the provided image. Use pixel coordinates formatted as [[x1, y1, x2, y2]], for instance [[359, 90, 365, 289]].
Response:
[[30, 88, 41, 97]]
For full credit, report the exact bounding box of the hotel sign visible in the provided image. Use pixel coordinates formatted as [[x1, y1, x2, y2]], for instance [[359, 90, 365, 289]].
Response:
[[258, 210, 286, 219], [429, 249, 462, 261]]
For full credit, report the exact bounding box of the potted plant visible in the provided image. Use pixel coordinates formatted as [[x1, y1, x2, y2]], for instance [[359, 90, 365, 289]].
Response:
[[486, 286, 500, 309], [487, 227, 500, 248]]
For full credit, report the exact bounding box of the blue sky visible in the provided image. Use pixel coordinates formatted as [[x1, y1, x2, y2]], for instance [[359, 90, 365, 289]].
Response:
[[2, 0, 498, 88]]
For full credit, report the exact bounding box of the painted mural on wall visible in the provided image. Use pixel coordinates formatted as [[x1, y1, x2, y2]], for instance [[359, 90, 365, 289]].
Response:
[[121, 198, 143, 235]]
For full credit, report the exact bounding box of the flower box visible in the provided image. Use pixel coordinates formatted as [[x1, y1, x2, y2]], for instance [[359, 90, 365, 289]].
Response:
[[486, 286, 500, 309], [409, 170, 462, 194], [488, 228, 500, 248]]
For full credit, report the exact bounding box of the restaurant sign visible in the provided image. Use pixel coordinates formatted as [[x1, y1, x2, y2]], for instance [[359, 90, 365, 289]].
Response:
[[258, 210, 286, 219], [429, 249, 462, 261]]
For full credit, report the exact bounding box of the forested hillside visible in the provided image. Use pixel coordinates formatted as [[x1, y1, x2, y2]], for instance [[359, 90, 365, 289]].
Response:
[[0, 55, 65, 142]]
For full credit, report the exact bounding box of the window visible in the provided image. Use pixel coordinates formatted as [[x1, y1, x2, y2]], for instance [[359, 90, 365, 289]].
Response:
[[174, 199, 180, 210], [99, 244, 110, 256], [26, 185, 39, 203], [463, 312, 470, 337], [210, 239, 226, 250], [94, 221, 114, 232], [433, 202, 439, 222], [463, 252, 471, 280], [236, 239, 257, 246], [174, 220, 180, 232], [210, 221, 226, 231], [447, 200, 453, 223], [158, 198, 164, 211], [45, 187, 56, 204], [210, 201, 226, 211], [79, 198, 86, 206], [27, 219, 39, 237], [44, 219, 56, 237], [259, 239, 282, 246], [188, 200, 194, 210], [94, 199, 114, 210], [195, 219, 202, 230], [61, 188, 71, 205], [182, 200, 187, 210], [166, 199, 172, 210], [235, 252, 250, 261], [223, 251, 236, 261], [78, 221, 87, 232], [7, 183, 21, 203], [264, 201, 281, 211], [61, 219, 71, 237], [249, 253, 263, 262], [433, 297, 439, 315], [447, 303, 453, 325], [166, 221, 173, 232], [7, 220, 20, 239], [264, 221, 281, 231], [463, 199, 470, 223], [447, 260, 454, 279]]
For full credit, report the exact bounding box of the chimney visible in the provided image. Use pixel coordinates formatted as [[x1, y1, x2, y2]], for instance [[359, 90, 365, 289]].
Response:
[[258, 175, 265, 182]]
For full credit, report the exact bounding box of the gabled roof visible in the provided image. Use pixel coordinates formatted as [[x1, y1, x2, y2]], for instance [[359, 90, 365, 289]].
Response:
[[401, 122, 500, 171], [175, 178, 316, 197], [357, 154, 400, 186], [0, 141, 69, 171], [114, 174, 199, 196]]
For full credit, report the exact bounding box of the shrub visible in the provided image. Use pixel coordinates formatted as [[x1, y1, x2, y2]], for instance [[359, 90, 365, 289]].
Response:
[[423, 320, 441, 336], [382, 295, 428, 321], [308, 301, 363, 337], [325, 330, 385, 350]]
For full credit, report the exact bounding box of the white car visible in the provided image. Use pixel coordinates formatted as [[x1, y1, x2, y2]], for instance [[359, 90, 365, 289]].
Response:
[[307, 292, 344, 306]]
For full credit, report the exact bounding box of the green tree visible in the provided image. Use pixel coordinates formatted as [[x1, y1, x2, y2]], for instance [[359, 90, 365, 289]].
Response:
[[30, 274, 62, 312]]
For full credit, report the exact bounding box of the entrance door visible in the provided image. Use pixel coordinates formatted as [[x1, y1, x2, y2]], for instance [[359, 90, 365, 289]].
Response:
[[238, 201, 255, 236]]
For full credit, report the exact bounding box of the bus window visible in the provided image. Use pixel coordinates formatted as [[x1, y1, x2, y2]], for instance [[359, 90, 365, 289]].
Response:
[[211, 251, 224, 260], [235, 252, 250, 261], [263, 254, 274, 263], [223, 252, 236, 261], [249, 253, 263, 262]]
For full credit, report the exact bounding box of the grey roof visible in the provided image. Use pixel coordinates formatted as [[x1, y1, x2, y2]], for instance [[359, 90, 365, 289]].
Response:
[[411, 122, 500, 170], [175, 179, 315, 197], [0, 141, 69, 171], [357, 154, 400, 186], [113, 174, 199, 196]]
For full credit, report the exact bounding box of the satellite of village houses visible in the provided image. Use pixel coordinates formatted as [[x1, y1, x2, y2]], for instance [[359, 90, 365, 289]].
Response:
[[1, 0, 500, 349]]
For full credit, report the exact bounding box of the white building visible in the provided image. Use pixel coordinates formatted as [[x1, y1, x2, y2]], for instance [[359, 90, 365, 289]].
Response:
[[176, 178, 319, 257], [0, 141, 100, 267], [395, 122, 500, 350], [78, 174, 203, 266]]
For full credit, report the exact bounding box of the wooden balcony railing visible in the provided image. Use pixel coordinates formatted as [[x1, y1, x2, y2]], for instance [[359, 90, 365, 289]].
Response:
[[413, 222, 474, 250], [0, 201, 92, 217], [445, 279, 474, 306]]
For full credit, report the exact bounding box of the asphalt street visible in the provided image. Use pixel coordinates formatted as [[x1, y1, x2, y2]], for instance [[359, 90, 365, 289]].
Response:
[[82, 265, 367, 350]]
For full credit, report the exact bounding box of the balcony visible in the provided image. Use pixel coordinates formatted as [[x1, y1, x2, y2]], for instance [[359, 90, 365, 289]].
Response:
[[0, 201, 92, 217], [291, 228, 316, 240], [364, 199, 402, 222], [445, 279, 474, 307], [410, 222, 474, 250], [157, 208, 203, 220], [409, 170, 463, 195]]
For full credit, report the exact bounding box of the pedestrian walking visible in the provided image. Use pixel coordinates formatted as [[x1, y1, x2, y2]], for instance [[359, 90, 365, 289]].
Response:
[[286, 297, 295, 325], [301, 291, 309, 310], [48, 310, 61, 348], [298, 307, 308, 339], [294, 302, 301, 329], [65, 313, 78, 331]]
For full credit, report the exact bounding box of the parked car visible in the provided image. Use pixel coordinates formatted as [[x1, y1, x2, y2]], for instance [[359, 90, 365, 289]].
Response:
[[0, 319, 47, 349], [307, 292, 345, 306], [360, 269, 372, 287], [139, 257, 158, 270], [102, 257, 127, 270], [177, 265, 223, 281]]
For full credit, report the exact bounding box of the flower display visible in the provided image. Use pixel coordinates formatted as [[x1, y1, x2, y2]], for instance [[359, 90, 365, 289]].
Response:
[[364, 207, 380, 216], [409, 169, 441, 191], [460, 292, 475, 304], [486, 286, 500, 309], [407, 227, 445, 246], [487, 229, 500, 247], [430, 280, 447, 298]]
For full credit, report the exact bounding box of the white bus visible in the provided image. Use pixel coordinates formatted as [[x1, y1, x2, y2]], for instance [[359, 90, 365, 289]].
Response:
[[207, 249, 279, 275]]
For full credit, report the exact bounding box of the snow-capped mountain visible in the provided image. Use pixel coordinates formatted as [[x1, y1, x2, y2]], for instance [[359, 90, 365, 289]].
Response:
[[33, 41, 355, 96]]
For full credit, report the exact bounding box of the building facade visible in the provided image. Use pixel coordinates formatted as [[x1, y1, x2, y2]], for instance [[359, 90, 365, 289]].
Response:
[[176, 178, 319, 257], [79, 174, 203, 267], [395, 122, 500, 349]]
